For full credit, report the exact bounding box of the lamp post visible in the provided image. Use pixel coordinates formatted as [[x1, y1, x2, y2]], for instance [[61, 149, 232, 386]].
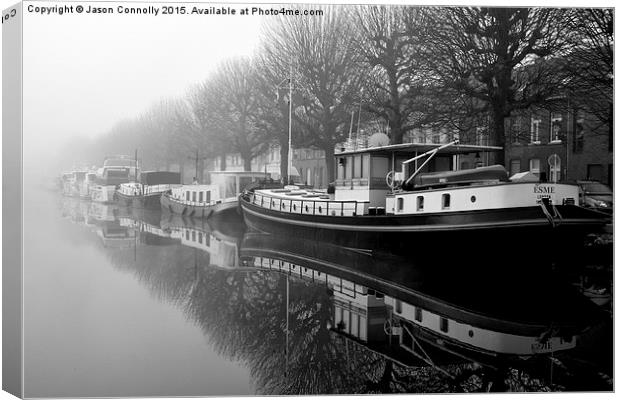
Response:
[[277, 65, 299, 185]]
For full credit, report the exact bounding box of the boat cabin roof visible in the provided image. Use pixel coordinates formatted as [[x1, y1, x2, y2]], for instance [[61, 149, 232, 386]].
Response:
[[335, 142, 502, 157], [209, 171, 270, 177]]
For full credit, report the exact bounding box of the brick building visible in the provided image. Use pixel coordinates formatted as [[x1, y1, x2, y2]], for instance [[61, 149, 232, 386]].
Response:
[[505, 102, 613, 187]]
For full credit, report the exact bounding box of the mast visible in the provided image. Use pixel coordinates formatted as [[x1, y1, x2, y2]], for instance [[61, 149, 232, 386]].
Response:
[[287, 64, 293, 185]]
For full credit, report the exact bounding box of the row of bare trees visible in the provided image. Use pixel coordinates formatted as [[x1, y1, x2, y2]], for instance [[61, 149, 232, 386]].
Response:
[[73, 6, 612, 181]]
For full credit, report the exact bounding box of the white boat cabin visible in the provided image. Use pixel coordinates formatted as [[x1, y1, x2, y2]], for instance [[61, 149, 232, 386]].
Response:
[[334, 142, 502, 207], [209, 171, 271, 202], [169, 184, 221, 206]]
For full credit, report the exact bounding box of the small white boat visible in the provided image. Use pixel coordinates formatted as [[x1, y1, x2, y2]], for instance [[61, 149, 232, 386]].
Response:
[[161, 171, 270, 218], [63, 170, 88, 197], [116, 171, 181, 209], [90, 156, 137, 203]]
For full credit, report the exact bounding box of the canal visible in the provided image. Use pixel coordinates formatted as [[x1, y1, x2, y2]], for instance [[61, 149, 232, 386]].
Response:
[[23, 189, 612, 396]]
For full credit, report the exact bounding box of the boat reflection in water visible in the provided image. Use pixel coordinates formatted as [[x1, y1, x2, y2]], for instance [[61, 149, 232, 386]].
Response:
[[56, 196, 611, 393], [240, 232, 608, 391]]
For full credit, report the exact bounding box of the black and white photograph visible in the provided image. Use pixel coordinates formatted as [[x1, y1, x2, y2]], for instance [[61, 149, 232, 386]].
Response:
[[2, 0, 615, 397]]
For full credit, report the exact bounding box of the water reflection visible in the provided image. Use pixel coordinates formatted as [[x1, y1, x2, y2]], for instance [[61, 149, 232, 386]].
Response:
[[49, 195, 612, 394]]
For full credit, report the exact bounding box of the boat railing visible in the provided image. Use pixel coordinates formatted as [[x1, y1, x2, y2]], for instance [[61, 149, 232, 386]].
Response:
[[251, 191, 369, 216], [166, 192, 224, 207], [119, 183, 178, 196], [143, 184, 178, 195]]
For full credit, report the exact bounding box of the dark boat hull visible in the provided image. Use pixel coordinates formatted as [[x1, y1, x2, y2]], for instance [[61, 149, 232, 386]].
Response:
[[240, 193, 609, 251], [160, 192, 235, 218], [115, 191, 162, 210]]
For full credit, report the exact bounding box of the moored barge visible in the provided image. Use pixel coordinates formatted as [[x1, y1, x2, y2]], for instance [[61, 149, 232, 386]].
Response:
[[240, 141, 610, 249]]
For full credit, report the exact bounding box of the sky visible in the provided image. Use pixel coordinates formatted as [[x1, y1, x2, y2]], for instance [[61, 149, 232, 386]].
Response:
[[19, 0, 269, 173], [4, 0, 613, 175]]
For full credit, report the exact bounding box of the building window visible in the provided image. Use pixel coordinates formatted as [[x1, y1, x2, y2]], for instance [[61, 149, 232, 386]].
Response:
[[529, 159, 541, 177], [440, 317, 449, 333], [415, 307, 422, 322], [442, 194, 450, 209], [550, 113, 562, 142], [573, 111, 585, 153], [476, 127, 486, 146], [549, 154, 561, 183], [416, 196, 424, 211], [511, 117, 522, 144], [510, 159, 521, 176], [587, 164, 603, 182], [530, 117, 541, 143]]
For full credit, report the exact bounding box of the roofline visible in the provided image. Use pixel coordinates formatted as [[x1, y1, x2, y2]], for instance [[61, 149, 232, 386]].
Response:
[[335, 142, 503, 156]]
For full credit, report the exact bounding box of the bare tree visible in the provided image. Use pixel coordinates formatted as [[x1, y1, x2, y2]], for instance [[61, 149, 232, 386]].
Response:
[[420, 7, 573, 164], [351, 5, 426, 144], [564, 9, 613, 130], [202, 57, 267, 171], [260, 5, 364, 182]]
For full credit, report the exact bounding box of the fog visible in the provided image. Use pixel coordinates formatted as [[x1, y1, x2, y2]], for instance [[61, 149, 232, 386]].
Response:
[[19, 0, 263, 179]]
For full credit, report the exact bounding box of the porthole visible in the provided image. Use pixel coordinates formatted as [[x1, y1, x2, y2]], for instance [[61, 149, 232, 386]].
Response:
[[470, 195, 476, 203], [468, 330, 474, 338]]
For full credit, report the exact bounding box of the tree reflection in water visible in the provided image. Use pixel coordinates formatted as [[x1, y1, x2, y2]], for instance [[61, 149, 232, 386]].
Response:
[[83, 207, 609, 394]]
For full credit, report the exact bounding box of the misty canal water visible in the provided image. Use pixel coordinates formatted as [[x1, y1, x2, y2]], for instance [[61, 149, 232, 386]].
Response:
[[23, 189, 612, 396]]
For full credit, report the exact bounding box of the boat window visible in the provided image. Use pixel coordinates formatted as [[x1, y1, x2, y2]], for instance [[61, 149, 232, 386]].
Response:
[[207, 191, 211, 203], [395, 300, 402, 314], [442, 193, 451, 209], [362, 154, 370, 178], [337, 161, 345, 181], [186, 191, 190, 201], [371, 157, 389, 178], [353, 155, 362, 178], [397, 197, 404, 211], [224, 176, 236, 198], [198, 232, 202, 243], [345, 157, 353, 180], [415, 307, 422, 322], [192, 192, 196, 202], [440, 317, 449, 333], [239, 177, 253, 192], [199, 192, 203, 203], [192, 231, 196, 241], [417, 196, 424, 211], [186, 231, 190, 240]]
